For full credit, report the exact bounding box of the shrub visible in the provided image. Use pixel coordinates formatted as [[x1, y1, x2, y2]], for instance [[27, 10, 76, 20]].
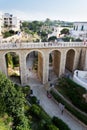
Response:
[[29, 104, 51, 123], [30, 96, 37, 104], [29, 104, 41, 119], [52, 116, 71, 130], [58, 78, 87, 113], [22, 85, 30, 97], [44, 123, 59, 130], [51, 90, 87, 125]]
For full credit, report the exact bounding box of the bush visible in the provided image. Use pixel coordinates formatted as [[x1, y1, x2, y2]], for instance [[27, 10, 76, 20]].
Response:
[[29, 104, 41, 119], [0, 72, 31, 130], [30, 96, 37, 104], [52, 116, 71, 130], [51, 90, 87, 125], [44, 123, 59, 130], [29, 104, 51, 123], [58, 78, 87, 113], [22, 85, 30, 97]]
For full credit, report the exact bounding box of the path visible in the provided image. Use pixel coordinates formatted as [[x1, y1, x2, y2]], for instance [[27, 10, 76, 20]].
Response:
[[28, 80, 87, 130]]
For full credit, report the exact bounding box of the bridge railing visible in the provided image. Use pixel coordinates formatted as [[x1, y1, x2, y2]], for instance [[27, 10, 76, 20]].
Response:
[[0, 42, 86, 50]]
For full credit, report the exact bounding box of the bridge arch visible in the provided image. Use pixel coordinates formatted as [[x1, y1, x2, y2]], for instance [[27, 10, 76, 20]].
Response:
[[26, 49, 45, 83], [65, 49, 75, 72], [5, 51, 21, 83], [48, 49, 61, 80]]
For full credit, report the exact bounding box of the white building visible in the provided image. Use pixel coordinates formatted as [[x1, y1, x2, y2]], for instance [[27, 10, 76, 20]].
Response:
[[48, 26, 70, 39], [2, 13, 20, 32], [0, 13, 3, 36], [70, 22, 87, 40]]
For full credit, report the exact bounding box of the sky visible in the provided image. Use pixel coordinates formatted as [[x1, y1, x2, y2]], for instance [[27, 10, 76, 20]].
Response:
[[0, 0, 87, 22]]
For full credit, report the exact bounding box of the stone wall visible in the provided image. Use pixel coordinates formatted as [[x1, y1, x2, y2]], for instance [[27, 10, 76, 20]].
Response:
[[0, 46, 86, 85]]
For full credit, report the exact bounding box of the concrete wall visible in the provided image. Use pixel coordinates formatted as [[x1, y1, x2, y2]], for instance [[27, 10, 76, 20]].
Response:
[[73, 70, 87, 89]]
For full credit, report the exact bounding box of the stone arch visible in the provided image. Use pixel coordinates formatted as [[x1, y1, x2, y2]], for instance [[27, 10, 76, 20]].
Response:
[[5, 51, 21, 83], [65, 49, 75, 72], [48, 49, 61, 80], [26, 49, 44, 83]]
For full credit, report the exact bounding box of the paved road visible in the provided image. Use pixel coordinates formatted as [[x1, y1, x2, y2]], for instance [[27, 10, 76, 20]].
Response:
[[28, 80, 87, 130], [26, 53, 87, 130]]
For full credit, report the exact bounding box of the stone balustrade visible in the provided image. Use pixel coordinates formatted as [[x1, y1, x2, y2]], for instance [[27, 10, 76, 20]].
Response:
[[0, 42, 86, 50]]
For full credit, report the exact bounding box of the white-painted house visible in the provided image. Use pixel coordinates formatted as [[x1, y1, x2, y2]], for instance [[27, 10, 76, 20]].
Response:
[[70, 22, 87, 40]]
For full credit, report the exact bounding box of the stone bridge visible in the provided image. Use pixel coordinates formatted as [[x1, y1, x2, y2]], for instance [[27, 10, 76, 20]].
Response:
[[0, 42, 87, 85]]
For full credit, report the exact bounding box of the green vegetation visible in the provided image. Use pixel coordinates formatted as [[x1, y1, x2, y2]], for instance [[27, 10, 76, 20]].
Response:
[[2, 30, 18, 38], [62, 36, 82, 42], [0, 114, 12, 130], [51, 89, 87, 125], [62, 36, 74, 42], [0, 72, 31, 130], [50, 77, 87, 125], [29, 104, 59, 130], [52, 116, 71, 130], [6, 52, 19, 68], [48, 36, 57, 42], [57, 78, 87, 113], [60, 28, 69, 35], [27, 89, 71, 130], [0, 72, 71, 130], [21, 19, 73, 42]]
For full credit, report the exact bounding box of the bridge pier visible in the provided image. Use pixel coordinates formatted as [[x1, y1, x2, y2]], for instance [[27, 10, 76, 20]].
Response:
[[38, 52, 43, 82], [20, 52, 27, 86], [0, 52, 7, 76], [43, 52, 49, 84], [59, 50, 66, 76]]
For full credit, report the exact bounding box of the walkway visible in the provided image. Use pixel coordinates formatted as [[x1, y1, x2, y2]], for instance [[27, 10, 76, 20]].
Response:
[[28, 80, 87, 130]]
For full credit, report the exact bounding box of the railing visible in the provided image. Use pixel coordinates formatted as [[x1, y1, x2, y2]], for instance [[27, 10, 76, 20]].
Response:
[[0, 42, 86, 50]]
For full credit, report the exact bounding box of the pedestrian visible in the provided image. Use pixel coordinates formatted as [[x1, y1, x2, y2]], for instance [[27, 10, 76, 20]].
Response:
[[61, 104, 65, 115], [37, 99, 40, 105], [44, 43, 46, 46], [47, 90, 52, 98], [76, 71, 78, 77], [59, 103, 65, 115]]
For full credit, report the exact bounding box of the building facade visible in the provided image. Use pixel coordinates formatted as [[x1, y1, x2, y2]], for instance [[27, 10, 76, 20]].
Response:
[[48, 26, 70, 39], [2, 13, 20, 32], [71, 22, 87, 40]]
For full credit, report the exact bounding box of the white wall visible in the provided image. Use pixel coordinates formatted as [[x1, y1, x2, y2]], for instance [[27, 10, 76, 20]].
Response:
[[73, 70, 87, 89]]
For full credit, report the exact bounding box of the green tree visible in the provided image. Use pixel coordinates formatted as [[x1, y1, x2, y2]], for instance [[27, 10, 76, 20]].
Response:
[[48, 36, 57, 42], [0, 72, 31, 130], [60, 28, 69, 35]]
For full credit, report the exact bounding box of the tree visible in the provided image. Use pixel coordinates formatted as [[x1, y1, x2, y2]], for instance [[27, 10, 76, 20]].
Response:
[[60, 28, 69, 35], [0, 72, 31, 130], [48, 36, 57, 42], [62, 36, 74, 42]]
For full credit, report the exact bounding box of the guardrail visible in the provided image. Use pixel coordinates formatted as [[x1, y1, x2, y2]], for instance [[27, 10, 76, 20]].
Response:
[[0, 42, 86, 50]]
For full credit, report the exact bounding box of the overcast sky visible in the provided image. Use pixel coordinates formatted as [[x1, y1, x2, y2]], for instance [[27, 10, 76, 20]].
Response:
[[0, 0, 87, 21]]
